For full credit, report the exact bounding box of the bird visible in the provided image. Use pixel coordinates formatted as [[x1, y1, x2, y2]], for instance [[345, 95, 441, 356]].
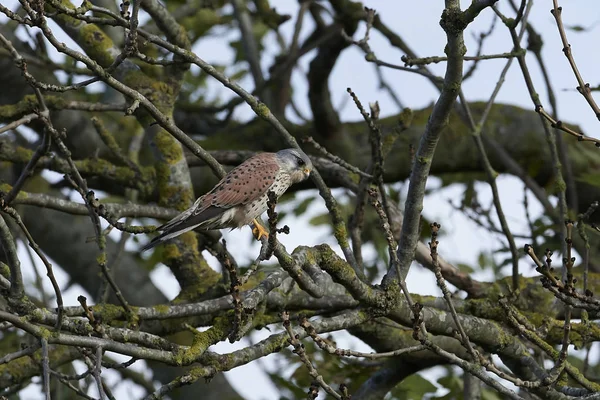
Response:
[[140, 148, 313, 251]]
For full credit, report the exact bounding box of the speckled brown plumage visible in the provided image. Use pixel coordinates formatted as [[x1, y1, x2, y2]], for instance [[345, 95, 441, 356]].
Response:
[[204, 153, 280, 210], [141, 149, 313, 251]]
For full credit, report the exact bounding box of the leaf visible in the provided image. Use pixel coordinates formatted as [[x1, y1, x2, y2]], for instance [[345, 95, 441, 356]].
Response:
[[565, 24, 587, 32], [456, 263, 475, 273], [267, 371, 305, 399], [276, 211, 288, 222], [498, 257, 515, 268], [309, 213, 330, 226], [482, 389, 503, 400], [293, 197, 315, 216], [390, 374, 437, 400], [462, 180, 476, 208], [577, 173, 600, 189], [228, 68, 248, 82], [432, 373, 462, 399], [229, 21, 270, 63], [478, 252, 491, 270], [372, 234, 390, 266]]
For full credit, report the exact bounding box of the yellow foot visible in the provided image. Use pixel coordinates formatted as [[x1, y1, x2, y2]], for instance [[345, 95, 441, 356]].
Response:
[[251, 219, 269, 240]]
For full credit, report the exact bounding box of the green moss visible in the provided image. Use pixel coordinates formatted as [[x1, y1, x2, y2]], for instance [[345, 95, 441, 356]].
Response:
[[491, 321, 514, 349], [440, 7, 469, 35], [0, 261, 9, 279], [96, 252, 107, 265], [91, 303, 136, 323], [151, 127, 195, 212], [0, 95, 71, 121], [0, 350, 41, 381], [37, 326, 52, 340], [239, 270, 266, 291], [78, 24, 115, 68], [45, 1, 115, 68], [153, 129, 184, 164], [310, 244, 391, 308], [180, 9, 223, 38], [252, 102, 271, 119], [0, 184, 29, 204], [508, 276, 555, 315], [153, 304, 171, 315], [176, 317, 230, 365], [15, 146, 34, 161], [122, 71, 179, 115], [444, 82, 463, 92], [460, 297, 506, 322], [154, 171, 188, 210], [348, 316, 415, 350], [252, 313, 280, 328], [176, 270, 222, 302], [348, 172, 361, 184], [554, 177, 567, 193]]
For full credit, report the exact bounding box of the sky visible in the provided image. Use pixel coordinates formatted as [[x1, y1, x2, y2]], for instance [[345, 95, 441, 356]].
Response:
[[2, 0, 600, 399]]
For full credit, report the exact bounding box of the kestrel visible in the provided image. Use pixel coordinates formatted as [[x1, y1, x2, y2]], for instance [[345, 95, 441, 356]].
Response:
[[141, 148, 313, 251]]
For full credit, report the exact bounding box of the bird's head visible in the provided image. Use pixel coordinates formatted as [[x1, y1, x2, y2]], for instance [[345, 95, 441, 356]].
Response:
[[276, 148, 313, 183]]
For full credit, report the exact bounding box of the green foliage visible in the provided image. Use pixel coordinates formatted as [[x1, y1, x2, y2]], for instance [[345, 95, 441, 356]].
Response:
[[577, 172, 600, 189], [473, 251, 506, 280], [308, 213, 331, 227], [438, 173, 487, 188], [267, 369, 305, 399], [180, 64, 226, 104], [566, 352, 600, 386], [564, 24, 592, 32], [292, 197, 315, 216], [389, 373, 437, 400], [432, 372, 462, 399], [229, 21, 270, 63], [456, 262, 475, 274], [430, 368, 503, 400], [269, 338, 379, 398]]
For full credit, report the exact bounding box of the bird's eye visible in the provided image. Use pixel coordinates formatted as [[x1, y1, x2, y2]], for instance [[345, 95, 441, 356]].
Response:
[[296, 157, 305, 166]]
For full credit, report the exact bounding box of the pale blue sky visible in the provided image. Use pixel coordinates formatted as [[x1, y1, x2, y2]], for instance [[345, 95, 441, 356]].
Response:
[[2, 1, 599, 398]]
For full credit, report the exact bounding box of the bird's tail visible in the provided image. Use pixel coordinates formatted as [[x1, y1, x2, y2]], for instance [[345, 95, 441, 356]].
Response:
[[140, 206, 231, 252], [140, 223, 202, 252]]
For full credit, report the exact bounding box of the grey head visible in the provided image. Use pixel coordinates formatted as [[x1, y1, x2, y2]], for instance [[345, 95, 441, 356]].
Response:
[[275, 148, 313, 184]]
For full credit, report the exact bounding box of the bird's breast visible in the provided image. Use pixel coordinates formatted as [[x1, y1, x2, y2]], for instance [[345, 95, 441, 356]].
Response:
[[234, 175, 292, 226]]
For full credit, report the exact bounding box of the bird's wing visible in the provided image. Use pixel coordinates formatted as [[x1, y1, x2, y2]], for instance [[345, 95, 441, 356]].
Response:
[[140, 153, 280, 251], [156, 198, 222, 233], [206, 152, 280, 209]]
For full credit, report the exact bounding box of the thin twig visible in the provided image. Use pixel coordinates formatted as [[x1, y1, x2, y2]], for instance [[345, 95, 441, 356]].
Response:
[[222, 239, 243, 344], [93, 346, 107, 400], [300, 316, 426, 359], [550, 1, 600, 120], [0, 112, 39, 134], [494, 4, 569, 280], [429, 223, 478, 361], [282, 312, 342, 400], [303, 137, 372, 179], [1, 205, 64, 329], [0, 213, 24, 299], [410, 304, 523, 400], [577, 202, 597, 298], [40, 338, 51, 400], [0, 344, 40, 365], [403, 50, 523, 66], [536, 106, 600, 147]]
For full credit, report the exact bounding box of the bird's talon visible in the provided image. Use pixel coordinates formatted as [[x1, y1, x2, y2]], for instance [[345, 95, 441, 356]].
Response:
[[252, 221, 269, 240]]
